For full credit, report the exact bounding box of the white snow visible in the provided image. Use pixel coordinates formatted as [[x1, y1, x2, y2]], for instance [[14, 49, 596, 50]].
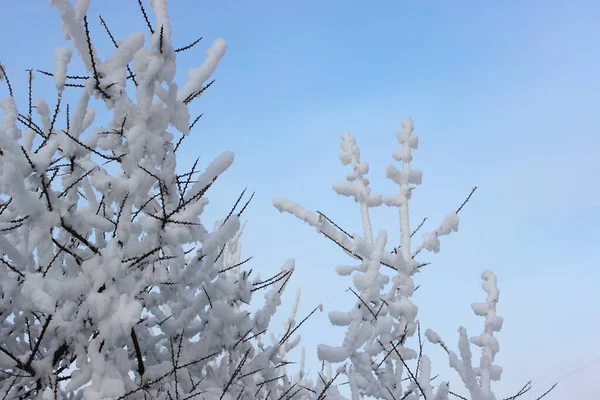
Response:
[[54, 46, 73, 91], [177, 38, 227, 102]]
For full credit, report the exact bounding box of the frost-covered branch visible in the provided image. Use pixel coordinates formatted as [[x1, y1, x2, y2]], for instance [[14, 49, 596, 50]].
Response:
[[426, 271, 502, 400]]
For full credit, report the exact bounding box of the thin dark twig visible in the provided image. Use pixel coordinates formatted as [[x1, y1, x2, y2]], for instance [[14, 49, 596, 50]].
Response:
[[503, 381, 532, 400], [213, 243, 227, 263], [18, 111, 45, 135], [0, 62, 14, 97], [412, 186, 478, 258], [174, 134, 186, 153], [317, 211, 352, 238], [36, 70, 88, 80], [386, 340, 426, 399], [175, 36, 202, 53], [319, 228, 397, 270], [21, 146, 36, 170], [410, 217, 427, 237], [116, 351, 221, 399], [49, 91, 62, 134], [25, 315, 53, 368], [237, 192, 254, 217], [58, 167, 98, 198], [219, 349, 250, 400], [347, 287, 377, 320], [183, 79, 215, 105], [159, 25, 164, 53], [83, 15, 110, 99], [60, 218, 100, 254], [137, 0, 154, 34], [131, 327, 145, 377], [52, 237, 83, 265], [280, 305, 321, 345], [27, 69, 33, 126], [456, 186, 477, 214], [62, 129, 124, 161], [416, 321, 423, 377], [219, 257, 252, 274], [1, 258, 25, 278], [240, 329, 267, 345], [131, 193, 159, 222], [278, 267, 294, 294], [201, 284, 212, 308], [448, 391, 468, 400], [222, 189, 246, 227], [251, 269, 293, 293], [98, 15, 117, 45], [252, 269, 289, 286], [178, 157, 200, 205], [534, 383, 558, 400], [113, 193, 129, 237], [99, 15, 138, 86], [189, 113, 203, 130], [316, 371, 341, 400]]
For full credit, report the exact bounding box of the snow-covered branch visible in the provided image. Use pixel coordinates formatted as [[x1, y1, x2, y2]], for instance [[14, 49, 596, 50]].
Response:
[[426, 270, 503, 400]]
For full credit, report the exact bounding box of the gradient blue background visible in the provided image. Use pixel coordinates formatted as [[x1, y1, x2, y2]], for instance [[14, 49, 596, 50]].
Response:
[[1, 1, 599, 398]]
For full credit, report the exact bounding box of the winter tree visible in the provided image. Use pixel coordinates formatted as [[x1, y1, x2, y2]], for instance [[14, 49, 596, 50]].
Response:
[[273, 120, 556, 400], [0, 1, 557, 399], [0, 0, 318, 398]]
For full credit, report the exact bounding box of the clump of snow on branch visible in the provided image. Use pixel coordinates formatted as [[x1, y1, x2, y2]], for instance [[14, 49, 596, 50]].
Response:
[[274, 116, 506, 399], [0, 1, 315, 398]]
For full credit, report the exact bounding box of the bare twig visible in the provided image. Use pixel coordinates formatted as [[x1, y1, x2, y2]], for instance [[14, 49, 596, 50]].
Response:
[[534, 383, 558, 400], [279, 305, 321, 345], [137, 0, 154, 34], [317, 211, 353, 239], [130, 327, 145, 377], [175, 36, 203, 53], [456, 186, 477, 214], [99, 15, 138, 86], [411, 217, 427, 237], [0, 61, 14, 96]]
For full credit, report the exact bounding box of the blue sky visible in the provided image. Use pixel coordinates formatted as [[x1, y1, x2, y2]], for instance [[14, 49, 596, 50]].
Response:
[[2, 0, 599, 398]]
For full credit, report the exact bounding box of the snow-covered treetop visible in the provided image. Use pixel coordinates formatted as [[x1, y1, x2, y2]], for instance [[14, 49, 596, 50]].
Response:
[[273, 117, 519, 399], [0, 1, 555, 399], [0, 1, 317, 398]]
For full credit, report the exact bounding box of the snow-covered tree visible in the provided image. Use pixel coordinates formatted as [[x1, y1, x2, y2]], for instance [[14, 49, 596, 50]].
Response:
[[1, 1, 557, 399], [0, 1, 316, 398], [273, 119, 555, 400]]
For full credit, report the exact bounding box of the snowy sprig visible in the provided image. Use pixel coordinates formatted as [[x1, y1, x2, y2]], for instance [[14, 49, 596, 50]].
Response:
[[333, 131, 383, 243], [0, 1, 316, 399], [425, 270, 503, 400]]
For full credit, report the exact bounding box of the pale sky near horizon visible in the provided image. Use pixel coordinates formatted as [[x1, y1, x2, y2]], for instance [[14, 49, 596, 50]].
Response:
[[1, 0, 599, 398]]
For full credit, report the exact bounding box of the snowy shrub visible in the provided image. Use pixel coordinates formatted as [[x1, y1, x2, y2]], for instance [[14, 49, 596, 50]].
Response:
[[0, 1, 557, 399], [0, 1, 315, 398], [273, 120, 555, 399]]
